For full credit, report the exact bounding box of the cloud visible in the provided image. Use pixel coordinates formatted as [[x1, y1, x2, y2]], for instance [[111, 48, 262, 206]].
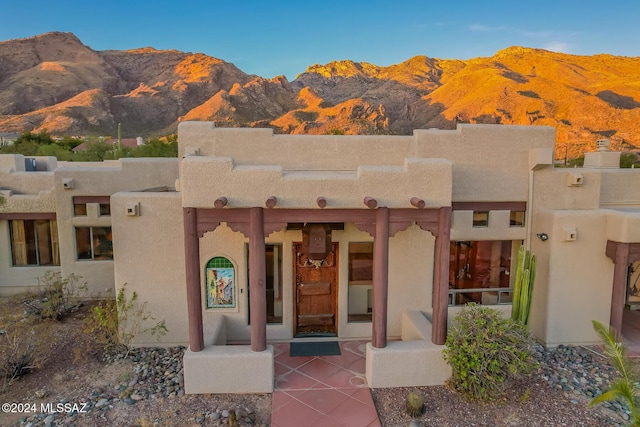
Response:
[[542, 42, 571, 53], [468, 24, 507, 32]]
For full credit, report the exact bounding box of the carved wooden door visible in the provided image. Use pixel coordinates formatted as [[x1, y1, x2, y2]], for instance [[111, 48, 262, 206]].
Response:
[[293, 242, 338, 336]]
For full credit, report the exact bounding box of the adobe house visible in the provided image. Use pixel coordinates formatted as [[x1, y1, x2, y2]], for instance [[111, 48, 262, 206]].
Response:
[[1, 122, 639, 393]]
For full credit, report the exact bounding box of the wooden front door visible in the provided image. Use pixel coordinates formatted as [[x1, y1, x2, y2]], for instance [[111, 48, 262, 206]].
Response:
[[293, 242, 338, 336]]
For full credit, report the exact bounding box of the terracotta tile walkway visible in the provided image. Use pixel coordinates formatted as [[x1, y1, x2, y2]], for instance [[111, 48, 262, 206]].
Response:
[[270, 340, 381, 427]]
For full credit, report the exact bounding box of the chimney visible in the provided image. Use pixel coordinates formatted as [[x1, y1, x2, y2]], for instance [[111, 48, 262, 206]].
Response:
[[583, 139, 621, 169]]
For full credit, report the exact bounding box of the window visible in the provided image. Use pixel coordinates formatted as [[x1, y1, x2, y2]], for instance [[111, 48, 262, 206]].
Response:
[[74, 203, 87, 216], [205, 257, 236, 308], [472, 211, 489, 227], [448, 240, 514, 306], [246, 245, 283, 323], [99, 203, 111, 216], [72, 196, 110, 217], [9, 219, 59, 266], [76, 227, 113, 260], [348, 242, 373, 322], [510, 211, 525, 227]]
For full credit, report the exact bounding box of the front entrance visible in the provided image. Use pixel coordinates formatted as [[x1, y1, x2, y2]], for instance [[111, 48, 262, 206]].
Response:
[[293, 242, 338, 336]]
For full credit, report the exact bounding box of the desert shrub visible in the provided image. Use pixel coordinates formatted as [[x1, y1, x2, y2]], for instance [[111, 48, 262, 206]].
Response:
[[23, 272, 86, 320], [0, 329, 36, 385], [443, 304, 535, 401], [85, 284, 167, 356]]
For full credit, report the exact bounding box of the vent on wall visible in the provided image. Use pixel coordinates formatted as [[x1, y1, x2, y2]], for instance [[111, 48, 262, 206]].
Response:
[[62, 178, 74, 189], [561, 227, 577, 242], [126, 203, 140, 216], [566, 172, 584, 187]]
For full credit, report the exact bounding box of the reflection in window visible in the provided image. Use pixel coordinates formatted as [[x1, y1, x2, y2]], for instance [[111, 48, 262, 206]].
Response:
[[348, 242, 373, 322], [76, 227, 113, 260], [9, 219, 59, 266], [472, 211, 489, 227], [510, 211, 525, 227], [73, 203, 87, 216], [449, 240, 515, 306]]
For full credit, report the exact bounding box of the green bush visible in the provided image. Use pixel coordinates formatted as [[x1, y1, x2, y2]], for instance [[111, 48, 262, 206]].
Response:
[[589, 320, 640, 426], [443, 304, 535, 401], [23, 272, 86, 320], [85, 284, 167, 357]]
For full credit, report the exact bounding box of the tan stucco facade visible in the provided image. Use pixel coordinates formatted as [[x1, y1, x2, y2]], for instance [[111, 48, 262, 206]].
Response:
[[2, 122, 639, 393]]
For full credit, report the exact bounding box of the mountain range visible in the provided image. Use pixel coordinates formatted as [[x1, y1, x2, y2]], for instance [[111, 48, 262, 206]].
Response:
[[1, 32, 640, 158]]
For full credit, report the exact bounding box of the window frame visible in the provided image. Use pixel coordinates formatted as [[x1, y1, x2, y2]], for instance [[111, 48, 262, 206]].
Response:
[[472, 211, 489, 227], [75, 226, 113, 261], [8, 217, 60, 267], [347, 241, 374, 323]]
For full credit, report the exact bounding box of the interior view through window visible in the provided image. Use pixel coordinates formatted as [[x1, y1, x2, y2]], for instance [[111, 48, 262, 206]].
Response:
[[449, 240, 517, 306], [348, 242, 373, 322]]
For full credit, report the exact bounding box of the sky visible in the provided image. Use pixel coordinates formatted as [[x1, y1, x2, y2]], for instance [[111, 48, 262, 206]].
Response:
[[1, 0, 639, 80]]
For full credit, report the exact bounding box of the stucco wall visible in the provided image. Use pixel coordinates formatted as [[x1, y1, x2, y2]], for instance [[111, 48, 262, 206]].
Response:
[[177, 122, 555, 207], [599, 169, 640, 208], [180, 156, 452, 209], [112, 191, 188, 346], [53, 158, 179, 296], [413, 125, 555, 202], [529, 209, 613, 346]]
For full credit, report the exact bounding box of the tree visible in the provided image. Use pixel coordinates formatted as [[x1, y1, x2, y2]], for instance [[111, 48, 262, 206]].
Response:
[[36, 144, 73, 161], [621, 153, 639, 168], [130, 138, 178, 158], [74, 141, 112, 162]]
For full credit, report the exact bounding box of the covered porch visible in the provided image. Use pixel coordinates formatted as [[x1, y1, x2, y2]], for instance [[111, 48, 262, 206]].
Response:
[[182, 202, 451, 393]]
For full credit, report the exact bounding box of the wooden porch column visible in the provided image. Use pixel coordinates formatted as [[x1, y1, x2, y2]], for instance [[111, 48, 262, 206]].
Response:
[[372, 207, 389, 348], [183, 207, 204, 352], [432, 207, 451, 345], [610, 242, 630, 334], [249, 207, 267, 352]]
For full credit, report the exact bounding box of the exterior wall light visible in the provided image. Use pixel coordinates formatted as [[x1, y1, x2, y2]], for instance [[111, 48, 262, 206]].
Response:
[[536, 233, 549, 241]]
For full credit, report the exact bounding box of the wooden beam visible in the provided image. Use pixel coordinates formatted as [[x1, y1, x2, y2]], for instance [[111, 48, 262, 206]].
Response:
[[265, 196, 277, 209], [183, 208, 204, 352], [432, 206, 451, 345], [214, 197, 227, 208], [316, 197, 327, 209], [410, 197, 425, 209], [249, 207, 267, 352], [0, 212, 56, 220], [372, 207, 389, 348], [364, 197, 377, 209], [610, 241, 630, 334]]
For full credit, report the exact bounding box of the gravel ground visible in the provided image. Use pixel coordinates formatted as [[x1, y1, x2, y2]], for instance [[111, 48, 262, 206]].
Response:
[[10, 342, 632, 427], [372, 343, 629, 427]]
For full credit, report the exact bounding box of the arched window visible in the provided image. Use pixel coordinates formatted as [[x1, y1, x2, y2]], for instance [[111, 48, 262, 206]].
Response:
[[205, 257, 235, 308]]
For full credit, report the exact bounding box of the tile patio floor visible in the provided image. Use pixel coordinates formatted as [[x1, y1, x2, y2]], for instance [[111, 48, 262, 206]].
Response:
[[271, 340, 381, 427]]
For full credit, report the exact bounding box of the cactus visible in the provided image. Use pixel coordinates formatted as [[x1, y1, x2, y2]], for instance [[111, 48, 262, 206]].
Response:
[[511, 245, 536, 326], [406, 391, 425, 417]]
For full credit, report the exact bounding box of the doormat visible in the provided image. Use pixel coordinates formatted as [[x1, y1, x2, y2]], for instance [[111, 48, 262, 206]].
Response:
[[290, 341, 341, 357]]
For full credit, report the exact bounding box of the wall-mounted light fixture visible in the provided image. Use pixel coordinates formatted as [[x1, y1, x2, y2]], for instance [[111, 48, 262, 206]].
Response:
[[536, 233, 549, 241]]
